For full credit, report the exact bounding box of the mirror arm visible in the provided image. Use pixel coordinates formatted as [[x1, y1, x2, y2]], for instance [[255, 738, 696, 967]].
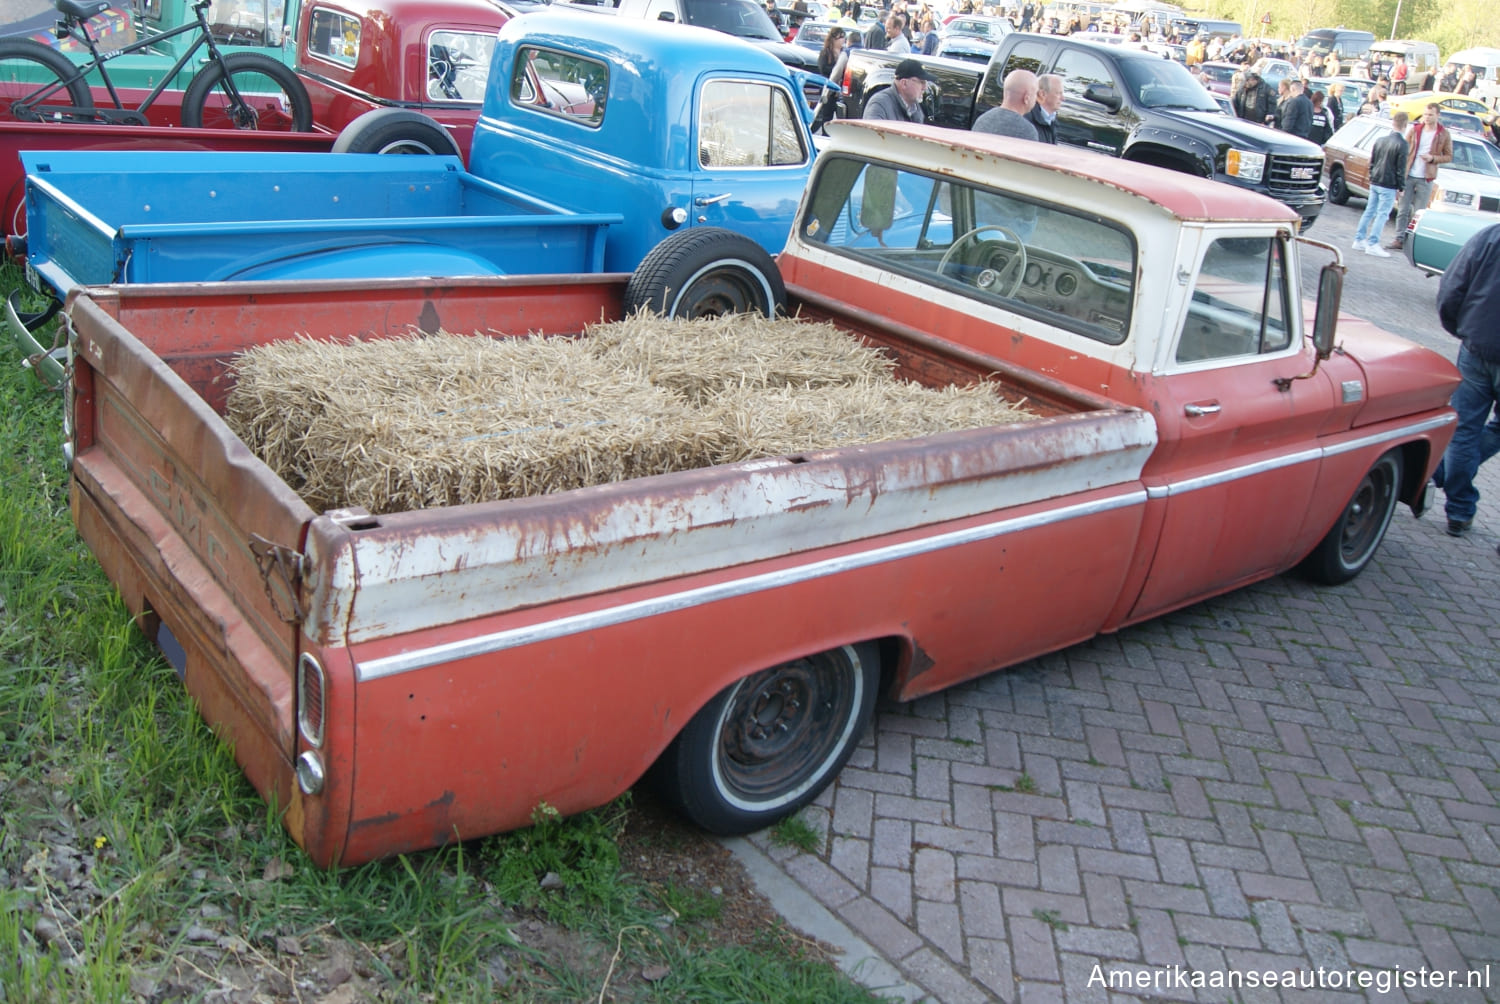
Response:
[[1276, 236, 1346, 390]]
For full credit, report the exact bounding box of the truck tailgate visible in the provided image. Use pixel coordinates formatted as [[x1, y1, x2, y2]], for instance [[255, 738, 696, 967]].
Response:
[[66, 291, 314, 808]]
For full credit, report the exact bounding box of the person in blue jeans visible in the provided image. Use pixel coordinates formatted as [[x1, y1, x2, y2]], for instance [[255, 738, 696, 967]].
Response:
[[1354, 111, 1407, 256], [1431, 221, 1500, 543]]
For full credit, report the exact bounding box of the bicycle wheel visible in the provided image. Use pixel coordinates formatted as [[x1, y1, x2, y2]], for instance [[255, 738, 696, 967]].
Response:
[[181, 52, 312, 131], [0, 39, 94, 123]]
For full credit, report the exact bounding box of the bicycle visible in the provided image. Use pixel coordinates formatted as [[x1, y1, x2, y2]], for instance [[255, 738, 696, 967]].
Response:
[[0, 0, 313, 131]]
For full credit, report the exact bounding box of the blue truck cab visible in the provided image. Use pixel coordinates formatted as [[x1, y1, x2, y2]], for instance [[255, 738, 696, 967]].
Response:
[[469, 10, 819, 271], [13, 8, 819, 310]]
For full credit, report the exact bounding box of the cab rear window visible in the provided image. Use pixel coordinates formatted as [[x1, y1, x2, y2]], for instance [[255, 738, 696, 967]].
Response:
[[509, 47, 607, 127]]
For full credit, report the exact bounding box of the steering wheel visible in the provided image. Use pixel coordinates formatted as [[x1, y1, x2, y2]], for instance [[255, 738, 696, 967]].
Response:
[[938, 224, 1028, 298]]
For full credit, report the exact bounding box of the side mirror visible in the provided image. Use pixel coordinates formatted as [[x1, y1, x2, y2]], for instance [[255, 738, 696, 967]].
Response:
[[1084, 84, 1122, 112], [1311, 260, 1343, 360], [657, 10, 675, 20]]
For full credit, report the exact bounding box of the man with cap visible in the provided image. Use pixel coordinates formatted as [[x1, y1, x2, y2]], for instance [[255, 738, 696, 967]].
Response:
[[1231, 66, 1272, 125], [863, 58, 935, 123]]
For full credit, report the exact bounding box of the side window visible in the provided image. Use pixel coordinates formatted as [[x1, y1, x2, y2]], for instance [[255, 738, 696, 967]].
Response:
[[699, 80, 808, 168], [1353, 124, 1386, 152], [1175, 237, 1293, 364], [308, 8, 360, 67], [981, 39, 1048, 108], [799, 156, 1136, 345], [510, 47, 607, 127], [427, 31, 495, 102], [1053, 48, 1113, 101]]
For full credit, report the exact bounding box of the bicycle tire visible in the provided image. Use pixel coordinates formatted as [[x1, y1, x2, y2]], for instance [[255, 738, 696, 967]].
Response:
[[0, 39, 95, 123], [181, 52, 313, 131]]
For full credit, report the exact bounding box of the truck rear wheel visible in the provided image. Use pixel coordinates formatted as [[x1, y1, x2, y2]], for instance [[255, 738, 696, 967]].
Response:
[[625, 228, 786, 318], [652, 643, 880, 834], [332, 109, 462, 156], [1296, 449, 1403, 585]]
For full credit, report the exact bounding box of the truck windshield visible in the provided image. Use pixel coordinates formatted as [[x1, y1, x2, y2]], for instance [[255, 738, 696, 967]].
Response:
[[683, 0, 782, 41], [1119, 58, 1219, 111]]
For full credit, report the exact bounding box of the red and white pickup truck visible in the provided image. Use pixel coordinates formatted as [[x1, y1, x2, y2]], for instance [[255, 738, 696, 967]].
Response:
[[61, 121, 1458, 867]]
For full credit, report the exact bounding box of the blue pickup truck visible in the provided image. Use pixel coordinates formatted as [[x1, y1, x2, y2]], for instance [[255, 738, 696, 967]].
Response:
[[17, 10, 820, 290]]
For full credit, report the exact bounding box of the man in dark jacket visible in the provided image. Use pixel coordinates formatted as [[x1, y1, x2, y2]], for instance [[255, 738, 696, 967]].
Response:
[[1025, 73, 1062, 143], [1432, 223, 1500, 542], [1231, 69, 1271, 125], [1354, 112, 1407, 254], [1278, 79, 1313, 139]]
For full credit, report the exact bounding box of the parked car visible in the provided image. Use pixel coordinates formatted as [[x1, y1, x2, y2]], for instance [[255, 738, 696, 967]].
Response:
[[790, 18, 838, 51], [942, 15, 1012, 45], [1249, 56, 1296, 90], [1322, 113, 1500, 207], [1389, 90, 1493, 122], [1305, 76, 1375, 122], [1439, 110, 1489, 136], [1405, 206, 1497, 275], [935, 34, 996, 64], [1197, 59, 1240, 96]]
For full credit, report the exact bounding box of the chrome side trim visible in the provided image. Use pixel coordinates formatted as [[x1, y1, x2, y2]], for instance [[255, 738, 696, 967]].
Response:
[[354, 414, 1456, 682], [356, 488, 1148, 681], [1153, 413, 1455, 497]]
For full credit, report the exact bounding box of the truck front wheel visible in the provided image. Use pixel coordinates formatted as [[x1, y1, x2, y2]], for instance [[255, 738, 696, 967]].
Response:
[[332, 109, 462, 157], [652, 643, 880, 834], [1296, 449, 1403, 585], [625, 228, 786, 318]]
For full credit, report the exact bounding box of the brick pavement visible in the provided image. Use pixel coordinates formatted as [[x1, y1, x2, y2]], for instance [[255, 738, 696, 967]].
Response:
[[746, 203, 1500, 1003]]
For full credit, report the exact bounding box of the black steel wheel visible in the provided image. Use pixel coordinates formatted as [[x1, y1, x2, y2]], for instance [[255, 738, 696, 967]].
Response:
[[1328, 165, 1349, 205], [624, 227, 786, 319], [1297, 449, 1403, 585], [653, 642, 881, 834], [332, 108, 462, 156]]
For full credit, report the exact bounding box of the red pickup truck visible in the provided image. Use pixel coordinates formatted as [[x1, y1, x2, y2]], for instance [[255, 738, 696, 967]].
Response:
[[59, 122, 1458, 866], [0, 0, 512, 238]]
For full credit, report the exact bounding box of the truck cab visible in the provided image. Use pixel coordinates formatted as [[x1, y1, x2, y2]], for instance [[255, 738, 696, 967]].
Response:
[[468, 10, 818, 268], [294, 0, 518, 156]]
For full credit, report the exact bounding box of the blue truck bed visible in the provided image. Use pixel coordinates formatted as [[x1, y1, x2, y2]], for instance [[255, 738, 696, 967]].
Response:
[[21, 150, 622, 295]]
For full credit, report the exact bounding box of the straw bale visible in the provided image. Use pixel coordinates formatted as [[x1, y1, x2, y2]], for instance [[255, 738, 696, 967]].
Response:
[[708, 380, 1037, 463], [225, 319, 1038, 515], [227, 331, 732, 513], [587, 312, 896, 403]]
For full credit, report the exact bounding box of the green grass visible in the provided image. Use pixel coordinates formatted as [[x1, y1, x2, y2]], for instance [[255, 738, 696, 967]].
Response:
[[0, 262, 892, 1003], [769, 813, 825, 854]]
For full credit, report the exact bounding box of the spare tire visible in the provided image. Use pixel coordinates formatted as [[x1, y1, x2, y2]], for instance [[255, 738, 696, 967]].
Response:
[[624, 228, 786, 319], [332, 109, 462, 156]]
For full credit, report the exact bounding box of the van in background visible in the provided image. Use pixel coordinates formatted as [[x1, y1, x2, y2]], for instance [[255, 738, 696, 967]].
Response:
[[1296, 27, 1375, 72], [1365, 39, 1440, 83], [1445, 47, 1500, 105]]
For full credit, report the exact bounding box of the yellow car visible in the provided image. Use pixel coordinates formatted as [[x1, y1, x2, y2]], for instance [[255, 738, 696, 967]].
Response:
[[1389, 90, 1493, 124]]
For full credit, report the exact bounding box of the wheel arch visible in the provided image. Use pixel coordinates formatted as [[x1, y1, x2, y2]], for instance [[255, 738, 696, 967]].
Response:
[[1123, 136, 1214, 178]]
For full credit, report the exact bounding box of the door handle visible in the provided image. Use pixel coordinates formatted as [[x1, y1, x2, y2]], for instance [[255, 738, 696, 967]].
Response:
[[694, 193, 732, 206], [1184, 402, 1222, 417]]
